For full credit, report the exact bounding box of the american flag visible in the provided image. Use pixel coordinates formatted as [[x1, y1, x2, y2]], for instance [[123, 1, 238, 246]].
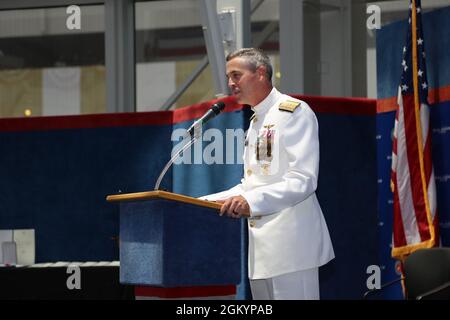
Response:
[[391, 0, 439, 260]]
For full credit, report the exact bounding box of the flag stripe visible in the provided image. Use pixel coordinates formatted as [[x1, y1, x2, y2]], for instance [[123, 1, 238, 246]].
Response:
[[403, 95, 430, 241], [392, 171, 407, 246], [395, 98, 421, 245]]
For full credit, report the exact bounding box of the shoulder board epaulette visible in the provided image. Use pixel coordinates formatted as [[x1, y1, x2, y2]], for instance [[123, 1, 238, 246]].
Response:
[[278, 100, 301, 113]]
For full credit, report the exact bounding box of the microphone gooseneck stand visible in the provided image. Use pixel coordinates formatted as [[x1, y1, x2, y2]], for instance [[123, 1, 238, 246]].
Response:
[[154, 129, 201, 191]]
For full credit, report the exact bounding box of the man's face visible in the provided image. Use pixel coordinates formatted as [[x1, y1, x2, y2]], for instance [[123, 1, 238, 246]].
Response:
[[226, 57, 264, 106]]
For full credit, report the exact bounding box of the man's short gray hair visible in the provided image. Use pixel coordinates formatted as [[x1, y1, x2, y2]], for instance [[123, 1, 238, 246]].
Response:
[[226, 48, 273, 82]]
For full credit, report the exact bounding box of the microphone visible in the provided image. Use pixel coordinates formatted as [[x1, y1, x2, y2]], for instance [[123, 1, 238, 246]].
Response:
[[187, 101, 226, 136]]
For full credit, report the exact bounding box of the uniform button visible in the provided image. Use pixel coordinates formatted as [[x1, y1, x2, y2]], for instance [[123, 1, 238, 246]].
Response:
[[249, 221, 256, 228], [247, 169, 252, 176]]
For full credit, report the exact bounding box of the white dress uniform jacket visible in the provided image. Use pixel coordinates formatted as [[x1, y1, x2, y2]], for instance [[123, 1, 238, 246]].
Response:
[[201, 88, 335, 280]]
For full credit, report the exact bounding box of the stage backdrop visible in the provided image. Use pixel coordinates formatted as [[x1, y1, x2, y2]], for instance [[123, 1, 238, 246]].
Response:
[[0, 94, 378, 299], [376, 5, 450, 299]]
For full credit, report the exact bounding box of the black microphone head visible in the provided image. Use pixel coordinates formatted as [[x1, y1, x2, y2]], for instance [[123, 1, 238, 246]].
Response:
[[211, 101, 226, 115]]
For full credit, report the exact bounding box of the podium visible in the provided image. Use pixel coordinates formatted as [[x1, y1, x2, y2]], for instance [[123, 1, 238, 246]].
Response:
[[106, 191, 241, 289]]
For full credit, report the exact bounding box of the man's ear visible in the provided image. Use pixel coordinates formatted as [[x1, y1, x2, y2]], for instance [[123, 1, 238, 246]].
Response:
[[256, 65, 267, 80]]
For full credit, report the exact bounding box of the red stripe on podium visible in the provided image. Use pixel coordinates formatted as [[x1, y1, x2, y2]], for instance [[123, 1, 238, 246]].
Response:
[[134, 285, 236, 299]]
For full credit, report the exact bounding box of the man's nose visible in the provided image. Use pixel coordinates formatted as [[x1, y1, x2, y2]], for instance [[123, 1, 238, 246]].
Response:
[[228, 77, 236, 88]]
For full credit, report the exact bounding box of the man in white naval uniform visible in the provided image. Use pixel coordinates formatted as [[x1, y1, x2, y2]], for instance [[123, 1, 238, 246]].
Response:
[[200, 48, 334, 300]]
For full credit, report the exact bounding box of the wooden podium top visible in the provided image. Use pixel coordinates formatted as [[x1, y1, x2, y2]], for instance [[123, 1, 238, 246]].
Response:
[[106, 190, 221, 210]]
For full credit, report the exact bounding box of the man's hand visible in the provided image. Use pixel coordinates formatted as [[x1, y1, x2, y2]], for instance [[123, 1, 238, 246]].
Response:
[[216, 195, 251, 218]]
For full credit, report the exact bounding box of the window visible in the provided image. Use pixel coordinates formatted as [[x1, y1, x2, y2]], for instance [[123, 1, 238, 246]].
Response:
[[0, 5, 105, 118]]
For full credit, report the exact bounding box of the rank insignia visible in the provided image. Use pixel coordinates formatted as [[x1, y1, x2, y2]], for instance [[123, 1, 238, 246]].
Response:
[[278, 100, 301, 113]]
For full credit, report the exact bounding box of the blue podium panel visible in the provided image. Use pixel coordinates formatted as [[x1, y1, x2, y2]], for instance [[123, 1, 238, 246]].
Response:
[[119, 199, 241, 287]]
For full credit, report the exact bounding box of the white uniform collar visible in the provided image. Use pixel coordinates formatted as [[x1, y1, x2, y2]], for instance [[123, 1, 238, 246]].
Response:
[[251, 87, 281, 115]]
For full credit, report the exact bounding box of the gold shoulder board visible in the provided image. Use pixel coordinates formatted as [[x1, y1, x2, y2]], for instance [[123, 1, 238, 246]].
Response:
[[250, 113, 256, 121], [278, 100, 301, 113]]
